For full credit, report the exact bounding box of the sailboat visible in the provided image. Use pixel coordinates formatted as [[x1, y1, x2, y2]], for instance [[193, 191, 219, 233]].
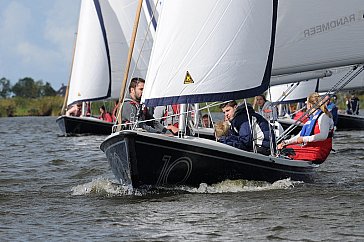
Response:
[[101, 0, 364, 188], [57, 0, 155, 135], [270, 65, 364, 131]]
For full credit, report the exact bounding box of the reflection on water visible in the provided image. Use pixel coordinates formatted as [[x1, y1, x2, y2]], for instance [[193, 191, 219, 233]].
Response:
[[0, 116, 363, 241]]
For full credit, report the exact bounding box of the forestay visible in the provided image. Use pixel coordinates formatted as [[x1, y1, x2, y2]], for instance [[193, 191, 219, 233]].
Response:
[[67, 0, 155, 106], [142, 0, 277, 107], [272, 0, 364, 76]]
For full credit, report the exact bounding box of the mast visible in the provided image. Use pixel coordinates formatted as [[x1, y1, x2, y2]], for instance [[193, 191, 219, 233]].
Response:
[[61, 32, 79, 114], [116, 0, 144, 129]]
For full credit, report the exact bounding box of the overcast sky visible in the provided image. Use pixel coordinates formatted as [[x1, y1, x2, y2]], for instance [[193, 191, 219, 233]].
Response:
[[0, 0, 81, 90]]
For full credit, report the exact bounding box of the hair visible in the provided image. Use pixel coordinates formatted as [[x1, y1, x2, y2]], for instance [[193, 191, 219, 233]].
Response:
[[219, 100, 237, 109], [307, 92, 332, 118], [100, 105, 106, 112], [214, 121, 230, 139], [256, 94, 267, 102], [129, 77, 145, 92]]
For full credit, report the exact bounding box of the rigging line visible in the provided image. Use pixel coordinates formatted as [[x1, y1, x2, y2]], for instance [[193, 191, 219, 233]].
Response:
[[275, 82, 300, 104], [267, 85, 276, 156], [244, 99, 257, 153]]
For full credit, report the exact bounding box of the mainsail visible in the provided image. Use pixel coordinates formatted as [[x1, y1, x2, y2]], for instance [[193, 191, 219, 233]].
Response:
[[67, 0, 155, 106], [272, 0, 364, 76], [142, 0, 278, 107]]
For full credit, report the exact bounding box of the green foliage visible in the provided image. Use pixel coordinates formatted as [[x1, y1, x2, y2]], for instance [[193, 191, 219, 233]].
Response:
[[0, 98, 16, 117], [11, 77, 56, 98], [0, 77, 12, 98], [0, 96, 63, 117]]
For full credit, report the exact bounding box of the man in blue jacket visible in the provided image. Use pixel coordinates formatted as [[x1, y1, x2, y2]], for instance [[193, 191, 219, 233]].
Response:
[[219, 101, 275, 155]]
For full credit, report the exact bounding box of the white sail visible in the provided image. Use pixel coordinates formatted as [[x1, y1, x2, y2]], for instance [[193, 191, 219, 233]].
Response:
[[317, 66, 364, 92], [142, 0, 277, 107], [269, 80, 318, 103], [272, 0, 364, 76], [67, 0, 154, 105], [67, 0, 110, 105]]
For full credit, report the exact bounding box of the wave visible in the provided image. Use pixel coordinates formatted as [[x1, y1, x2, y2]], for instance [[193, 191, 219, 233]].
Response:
[[177, 178, 300, 193], [71, 177, 301, 196]]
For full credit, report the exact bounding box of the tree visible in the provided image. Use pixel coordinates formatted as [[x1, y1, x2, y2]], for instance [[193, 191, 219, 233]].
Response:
[[40, 82, 56, 97], [0, 77, 12, 98], [12, 77, 38, 98]]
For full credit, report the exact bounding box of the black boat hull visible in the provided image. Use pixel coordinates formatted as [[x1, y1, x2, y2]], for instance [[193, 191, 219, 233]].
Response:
[[56, 115, 113, 135], [337, 113, 364, 130], [100, 131, 317, 188]]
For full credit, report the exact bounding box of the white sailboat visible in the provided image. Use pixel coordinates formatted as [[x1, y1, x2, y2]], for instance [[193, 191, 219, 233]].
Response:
[[57, 0, 155, 135], [271, 65, 364, 131], [100, 0, 364, 188]]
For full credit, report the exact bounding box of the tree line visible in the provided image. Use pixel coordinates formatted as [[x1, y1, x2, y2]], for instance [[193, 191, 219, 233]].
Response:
[[0, 77, 57, 98]]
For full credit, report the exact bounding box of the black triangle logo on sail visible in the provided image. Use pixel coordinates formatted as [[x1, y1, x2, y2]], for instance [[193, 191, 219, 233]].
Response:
[[184, 71, 194, 84]]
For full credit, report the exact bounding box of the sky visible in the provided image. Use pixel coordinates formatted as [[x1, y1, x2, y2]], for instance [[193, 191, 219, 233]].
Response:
[[0, 0, 81, 90]]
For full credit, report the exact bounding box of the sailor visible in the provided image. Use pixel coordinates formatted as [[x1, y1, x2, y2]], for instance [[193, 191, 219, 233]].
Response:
[[278, 92, 334, 164], [153, 104, 180, 134], [219, 101, 275, 155], [121, 77, 172, 134], [325, 95, 338, 127], [350, 94, 360, 115], [254, 94, 278, 122]]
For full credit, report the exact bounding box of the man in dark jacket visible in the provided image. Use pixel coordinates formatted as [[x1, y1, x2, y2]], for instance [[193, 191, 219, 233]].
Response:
[[219, 101, 275, 155]]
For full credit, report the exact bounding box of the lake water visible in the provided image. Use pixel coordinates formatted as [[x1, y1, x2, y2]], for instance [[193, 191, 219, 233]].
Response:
[[0, 116, 363, 241]]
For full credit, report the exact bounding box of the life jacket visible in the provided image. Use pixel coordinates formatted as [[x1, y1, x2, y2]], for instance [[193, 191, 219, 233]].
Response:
[[287, 112, 333, 164]]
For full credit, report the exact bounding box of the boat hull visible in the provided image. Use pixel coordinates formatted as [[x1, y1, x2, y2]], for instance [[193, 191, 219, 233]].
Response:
[[100, 131, 317, 188], [336, 114, 364, 130], [56, 115, 113, 135]]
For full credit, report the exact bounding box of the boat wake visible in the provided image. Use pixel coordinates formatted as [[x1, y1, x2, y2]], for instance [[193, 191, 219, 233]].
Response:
[[71, 177, 134, 196], [71, 177, 301, 197], [177, 178, 301, 194]]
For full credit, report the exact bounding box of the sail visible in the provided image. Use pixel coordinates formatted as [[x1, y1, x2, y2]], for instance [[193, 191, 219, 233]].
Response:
[[142, 0, 278, 107], [67, 0, 111, 105], [317, 66, 364, 92], [67, 0, 155, 105], [272, 0, 364, 76], [269, 80, 318, 104]]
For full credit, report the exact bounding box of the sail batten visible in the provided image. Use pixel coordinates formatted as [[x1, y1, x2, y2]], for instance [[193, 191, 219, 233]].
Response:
[[142, 0, 278, 107]]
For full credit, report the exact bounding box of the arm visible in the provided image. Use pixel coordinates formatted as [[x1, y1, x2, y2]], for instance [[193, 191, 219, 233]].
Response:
[[121, 102, 136, 123]]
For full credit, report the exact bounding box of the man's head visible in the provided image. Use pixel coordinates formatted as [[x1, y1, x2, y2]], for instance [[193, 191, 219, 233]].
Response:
[[255, 94, 266, 108], [202, 114, 210, 127], [129, 77, 145, 103], [220, 100, 237, 121]]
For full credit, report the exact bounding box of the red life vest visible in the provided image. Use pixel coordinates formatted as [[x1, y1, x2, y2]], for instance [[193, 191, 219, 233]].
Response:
[[286, 120, 333, 164]]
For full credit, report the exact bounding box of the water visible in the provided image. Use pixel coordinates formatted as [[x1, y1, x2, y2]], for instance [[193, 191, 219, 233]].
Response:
[[1, 116, 363, 241]]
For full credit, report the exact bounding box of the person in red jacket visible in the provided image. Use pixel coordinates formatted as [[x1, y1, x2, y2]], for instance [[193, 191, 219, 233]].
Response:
[[99, 105, 113, 122], [278, 92, 334, 164]]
